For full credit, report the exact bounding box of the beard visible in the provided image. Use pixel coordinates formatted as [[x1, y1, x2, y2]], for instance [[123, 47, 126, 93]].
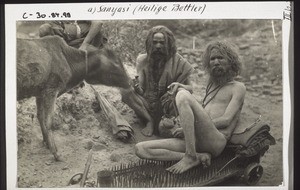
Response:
[[209, 66, 234, 85], [211, 66, 225, 77], [150, 49, 166, 61]]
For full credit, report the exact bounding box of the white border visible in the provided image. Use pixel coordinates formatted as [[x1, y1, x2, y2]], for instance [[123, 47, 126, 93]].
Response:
[[5, 2, 292, 190]]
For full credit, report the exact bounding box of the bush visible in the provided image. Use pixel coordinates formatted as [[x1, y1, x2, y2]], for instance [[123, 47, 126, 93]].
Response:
[[102, 20, 149, 65]]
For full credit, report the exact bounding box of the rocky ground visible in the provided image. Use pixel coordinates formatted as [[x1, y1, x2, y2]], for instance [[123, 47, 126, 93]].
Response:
[[16, 20, 284, 188]]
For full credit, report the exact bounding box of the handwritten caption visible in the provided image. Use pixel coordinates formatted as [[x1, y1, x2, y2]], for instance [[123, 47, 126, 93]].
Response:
[[22, 12, 71, 19], [87, 3, 206, 16], [283, 3, 292, 21]]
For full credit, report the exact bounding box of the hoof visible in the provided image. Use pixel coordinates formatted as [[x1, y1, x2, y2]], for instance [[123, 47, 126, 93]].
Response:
[[53, 152, 63, 161], [43, 140, 49, 149]]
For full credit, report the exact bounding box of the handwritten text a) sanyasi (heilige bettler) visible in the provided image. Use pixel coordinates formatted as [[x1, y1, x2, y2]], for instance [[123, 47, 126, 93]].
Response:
[[87, 3, 206, 16]]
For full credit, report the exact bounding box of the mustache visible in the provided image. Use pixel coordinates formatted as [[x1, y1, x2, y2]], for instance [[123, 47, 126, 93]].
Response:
[[211, 65, 224, 72], [152, 50, 164, 54]]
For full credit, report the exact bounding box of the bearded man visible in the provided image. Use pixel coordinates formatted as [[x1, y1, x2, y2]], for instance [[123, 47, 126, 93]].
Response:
[[135, 41, 246, 174], [121, 25, 194, 137]]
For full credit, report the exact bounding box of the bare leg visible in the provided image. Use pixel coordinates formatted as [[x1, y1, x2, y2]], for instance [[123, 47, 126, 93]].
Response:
[[135, 139, 211, 170], [120, 88, 154, 136], [166, 90, 226, 174], [135, 138, 186, 160]]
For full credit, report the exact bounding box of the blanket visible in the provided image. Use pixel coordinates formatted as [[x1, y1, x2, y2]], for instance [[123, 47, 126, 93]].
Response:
[[137, 53, 194, 116]]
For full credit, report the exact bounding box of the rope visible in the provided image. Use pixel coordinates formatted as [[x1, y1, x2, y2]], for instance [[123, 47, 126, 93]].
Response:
[[67, 173, 83, 186], [202, 82, 223, 108], [202, 81, 233, 108], [206, 155, 240, 183]]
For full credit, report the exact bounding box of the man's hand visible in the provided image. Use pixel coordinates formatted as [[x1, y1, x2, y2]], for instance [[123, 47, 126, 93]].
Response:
[[79, 21, 104, 50], [167, 82, 182, 95], [172, 127, 184, 138], [132, 76, 144, 95], [168, 81, 193, 95]]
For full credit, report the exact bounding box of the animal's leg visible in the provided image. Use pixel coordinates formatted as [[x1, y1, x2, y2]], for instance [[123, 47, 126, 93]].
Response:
[[42, 89, 61, 161], [36, 97, 48, 147]]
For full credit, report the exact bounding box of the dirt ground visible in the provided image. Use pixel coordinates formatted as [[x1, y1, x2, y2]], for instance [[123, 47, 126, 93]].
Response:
[[16, 21, 284, 188]]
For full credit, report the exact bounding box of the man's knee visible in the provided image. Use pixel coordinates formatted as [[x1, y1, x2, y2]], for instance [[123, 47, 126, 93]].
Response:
[[175, 89, 192, 108], [120, 88, 133, 103], [135, 142, 150, 159], [39, 23, 53, 37]]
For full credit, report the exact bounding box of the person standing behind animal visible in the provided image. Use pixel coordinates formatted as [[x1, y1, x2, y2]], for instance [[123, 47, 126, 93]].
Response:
[[39, 21, 107, 91], [135, 41, 246, 174], [39, 20, 107, 50], [120, 25, 194, 137]]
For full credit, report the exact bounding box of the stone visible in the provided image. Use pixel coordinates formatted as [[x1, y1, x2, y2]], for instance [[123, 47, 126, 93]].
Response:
[[196, 58, 202, 62], [110, 153, 121, 162], [262, 90, 271, 95], [252, 84, 263, 90], [63, 115, 73, 124], [250, 106, 261, 114], [239, 44, 250, 50], [29, 32, 37, 37], [252, 93, 260, 97], [263, 83, 273, 89], [235, 75, 243, 82], [191, 63, 199, 69], [62, 124, 70, 135], [273, 86, 282, 91], [270, 90, 282, 96], [84, 140, 94, 150], [92, 143, 107, 151], [246, 87, 255, 92], [250, 75, 258, 81]]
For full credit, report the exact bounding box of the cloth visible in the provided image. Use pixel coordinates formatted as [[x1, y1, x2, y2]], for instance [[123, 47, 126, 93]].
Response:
[[158, 115, 181, 138], [137, 53, 194, 118], [229, 117, 276, 157]]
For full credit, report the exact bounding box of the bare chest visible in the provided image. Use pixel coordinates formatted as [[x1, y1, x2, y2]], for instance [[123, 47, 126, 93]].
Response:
[[202, 86, 233, 118]]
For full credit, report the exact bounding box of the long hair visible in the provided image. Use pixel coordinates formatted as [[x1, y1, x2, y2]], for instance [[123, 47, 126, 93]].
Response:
[[145, 25, 177, 61], [202, 41, 242, 80]]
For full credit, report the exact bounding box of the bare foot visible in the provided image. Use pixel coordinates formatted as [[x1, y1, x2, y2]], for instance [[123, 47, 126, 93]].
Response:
[[166, 153, 211, 174], [141, 122, 154, 136]]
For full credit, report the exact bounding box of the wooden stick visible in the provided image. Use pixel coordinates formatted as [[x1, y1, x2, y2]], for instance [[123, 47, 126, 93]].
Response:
[[80, 149, 93, 187]]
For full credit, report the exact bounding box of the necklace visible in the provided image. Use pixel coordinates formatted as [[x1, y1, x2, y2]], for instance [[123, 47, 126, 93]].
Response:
[[202, 82, 225, 108]]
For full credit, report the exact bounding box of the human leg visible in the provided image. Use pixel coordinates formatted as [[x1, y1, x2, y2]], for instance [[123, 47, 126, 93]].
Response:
[[135, 138, 186, 160], [120, 88, 155, 136], [135, 138, 211, 171], [166, 89, 226, 173]]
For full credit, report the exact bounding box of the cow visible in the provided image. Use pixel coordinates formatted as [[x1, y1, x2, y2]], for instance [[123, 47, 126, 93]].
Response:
[[17, 36, 131, 160]]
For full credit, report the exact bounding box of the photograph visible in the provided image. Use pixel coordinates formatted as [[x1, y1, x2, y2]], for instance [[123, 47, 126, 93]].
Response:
[[5, 2, 291, 189]]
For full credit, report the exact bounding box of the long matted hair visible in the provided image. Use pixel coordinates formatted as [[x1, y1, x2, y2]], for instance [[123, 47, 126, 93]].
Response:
[[145, 25, 177, 61], [202, 41, 242, 80]]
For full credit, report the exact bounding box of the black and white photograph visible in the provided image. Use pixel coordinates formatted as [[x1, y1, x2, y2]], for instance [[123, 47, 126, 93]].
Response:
[[5, 2, 292, 189]]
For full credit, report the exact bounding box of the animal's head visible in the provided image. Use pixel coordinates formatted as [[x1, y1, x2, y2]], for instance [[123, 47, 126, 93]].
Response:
[[85, 48, 130, 89]]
